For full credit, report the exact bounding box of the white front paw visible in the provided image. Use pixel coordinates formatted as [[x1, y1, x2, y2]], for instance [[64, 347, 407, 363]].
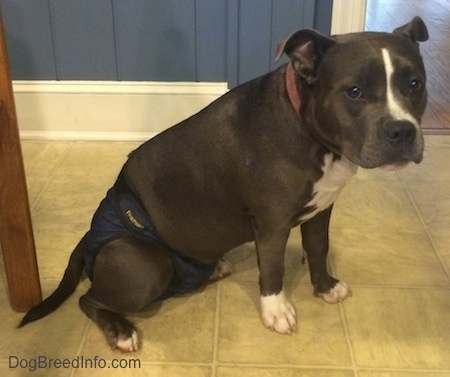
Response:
[[260, 291, 296, 335], [318, 281, 352, 304]]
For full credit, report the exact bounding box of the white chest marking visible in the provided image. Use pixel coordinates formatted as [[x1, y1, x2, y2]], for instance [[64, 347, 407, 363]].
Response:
[[381, 48, 419, 129], [300, 154, 357, 223]]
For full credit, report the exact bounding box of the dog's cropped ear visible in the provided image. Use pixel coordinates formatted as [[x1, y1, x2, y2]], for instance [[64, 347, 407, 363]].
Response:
[[275, 29, 335, 84], [393, 16, 429, 43]]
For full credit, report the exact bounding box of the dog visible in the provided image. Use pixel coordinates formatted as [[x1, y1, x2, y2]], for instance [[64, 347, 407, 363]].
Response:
[[20, 17, 428, 352]]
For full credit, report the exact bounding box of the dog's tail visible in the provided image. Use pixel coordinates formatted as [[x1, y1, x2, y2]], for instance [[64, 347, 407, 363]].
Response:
[[18, 237, 86, 327]]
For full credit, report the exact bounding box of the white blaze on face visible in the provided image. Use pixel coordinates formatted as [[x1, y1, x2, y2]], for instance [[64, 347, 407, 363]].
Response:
[[381, 48, 419, 130]]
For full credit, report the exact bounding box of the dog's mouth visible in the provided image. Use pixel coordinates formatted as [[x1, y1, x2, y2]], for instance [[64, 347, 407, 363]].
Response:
[[378, 161, 411, 171], [349, 136, 425, 171], [347, 151, 424, 171], [346, 149, 423, 171], [376, 151, 423, 171], [378, 148, 423, 171]]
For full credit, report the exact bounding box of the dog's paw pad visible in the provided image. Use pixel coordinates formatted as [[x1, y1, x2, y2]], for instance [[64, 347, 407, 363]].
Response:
[[319, 281, 352, 304], [105, 321, 139, 352], [209, 259, 234, 281], [115, 330, 138, 352], [260, 291, 296, 335]]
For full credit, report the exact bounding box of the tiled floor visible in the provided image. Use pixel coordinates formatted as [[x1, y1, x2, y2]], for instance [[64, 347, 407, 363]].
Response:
[[0, 136, 449, 377]]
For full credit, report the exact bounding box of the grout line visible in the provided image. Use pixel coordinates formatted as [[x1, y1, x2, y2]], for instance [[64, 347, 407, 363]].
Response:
[[201, 361, 450, 373], [69, 320, 92, 377], [29, 140, 75, 212], [328, 253, 358, 374], [338, 299, 358, 375], [356, 366, 450, 374], [210, 282, 221, 377], [347, 284, 450, 291], [424, 228, 450, 279], [397, 171, 450, 280], [206, 363, 356, 371], [328, 253, 358, 373], [75, 321, 92, 357]]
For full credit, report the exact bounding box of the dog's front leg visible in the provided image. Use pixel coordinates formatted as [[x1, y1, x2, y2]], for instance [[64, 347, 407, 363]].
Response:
[[254, 224, 296, 335], [301, 206, 352, 304]]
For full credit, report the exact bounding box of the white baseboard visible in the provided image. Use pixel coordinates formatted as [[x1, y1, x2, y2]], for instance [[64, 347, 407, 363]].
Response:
[[331, 0, 367, 35], [14, 81, 228, 141]]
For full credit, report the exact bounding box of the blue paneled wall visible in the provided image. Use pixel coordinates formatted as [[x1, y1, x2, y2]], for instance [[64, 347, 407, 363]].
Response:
[[0, 0, 332, 86]]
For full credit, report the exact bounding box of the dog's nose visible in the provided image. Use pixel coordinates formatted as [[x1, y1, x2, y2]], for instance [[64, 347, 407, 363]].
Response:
[[384, 121, 416, 144]]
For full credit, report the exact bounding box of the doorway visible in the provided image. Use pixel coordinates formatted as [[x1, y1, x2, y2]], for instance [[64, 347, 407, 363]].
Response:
[[365, 0, 450, 133]]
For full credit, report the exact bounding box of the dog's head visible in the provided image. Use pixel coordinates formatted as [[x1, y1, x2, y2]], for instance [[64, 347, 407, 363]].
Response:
[[277, 17, 428, 170]]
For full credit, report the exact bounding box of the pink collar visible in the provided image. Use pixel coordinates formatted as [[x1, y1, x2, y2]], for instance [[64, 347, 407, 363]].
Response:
[[285, 63, 301, 116]]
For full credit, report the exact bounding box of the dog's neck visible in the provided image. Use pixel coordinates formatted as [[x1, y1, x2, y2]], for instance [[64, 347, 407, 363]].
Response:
[[285, 63, 301, 116], [285, 62, 343, 157]]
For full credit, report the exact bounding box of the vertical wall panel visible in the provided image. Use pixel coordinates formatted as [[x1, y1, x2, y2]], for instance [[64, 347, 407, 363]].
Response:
[[195, 0, 227, 82], [114, 0, 196, 81], [226, 0, 239, 88], [0, 0, 56, 79], [271, 0, 315, 70], [230, 0, 318, 86], [1, 0, 332, 83], [236, 0, 273, 85], [314, 0, 333, 35], [49, 0, 116, 80]]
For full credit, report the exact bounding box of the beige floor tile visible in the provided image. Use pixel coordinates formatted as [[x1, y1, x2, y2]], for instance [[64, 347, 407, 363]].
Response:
[[73, 364, 211, 377], [224, 232, 311, 285], [1, 360, 210, 377], [354, 167, 400, 181], [21, 140, 71, 177], [399, 135, 450, 182], [0, 359, 72, 377], [330, 227, 449, 287], [217, 282, 351, 366], [399, 156, 450, 182], [30, 141, 140, 224], [33, 222, 87, 280], [344, 287, 450, 369], [422, 135, 450, 150], [26, 175, 51, 208], [0, 281, 89, 363], [428, 227, 450, 273], [223, 242, 259, 282], [52, 141, 139, 179], [21, 141, 71, 208], [331, 181, 422, 228], [31, 175, 111, 224], [408, 181, 450, 226], [80, 285, 217, 363], [358, 371, 450, 377], [217, 366, 354, 377]]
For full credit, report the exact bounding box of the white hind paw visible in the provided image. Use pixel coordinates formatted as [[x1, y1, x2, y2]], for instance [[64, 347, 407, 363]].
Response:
[[209, 259, 234, 281], [116, 330, 138, 352]]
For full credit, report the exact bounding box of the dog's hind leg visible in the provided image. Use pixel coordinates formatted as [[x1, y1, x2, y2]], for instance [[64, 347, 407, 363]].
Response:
[[79, 234, 173, 352]]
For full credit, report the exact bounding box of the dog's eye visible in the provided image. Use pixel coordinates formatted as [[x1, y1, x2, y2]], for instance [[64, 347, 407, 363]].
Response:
[[346, 86, 363, 99], [409, 79, 423, 92]]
